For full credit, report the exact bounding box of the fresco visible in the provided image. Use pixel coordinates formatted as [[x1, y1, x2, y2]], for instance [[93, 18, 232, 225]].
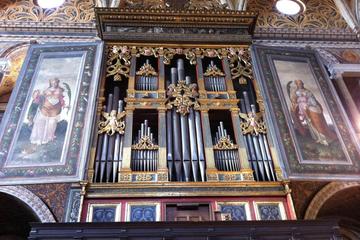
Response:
[[0, 43, 101, 184], [0, 43, 29, 104], [5, 56, 82, 167], [252, 45, 360, 179], [274, 60, 347, 163]]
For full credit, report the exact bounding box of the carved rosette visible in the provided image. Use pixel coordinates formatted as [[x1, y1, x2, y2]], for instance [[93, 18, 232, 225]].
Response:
[[166, 80, 200, 115]]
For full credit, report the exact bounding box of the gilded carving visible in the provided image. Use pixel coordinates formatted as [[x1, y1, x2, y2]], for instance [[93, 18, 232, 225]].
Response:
[[135, 174, 153, 181], [106, 46, 131, 81], [184, 0, 227, 10], [203, 61, 225, 77], [166, 80, 200, 115], [206, 173, 218, 181], [98, 110, 126, 136], [157, 172, 168, 181], [227, 48, 252, 85], [222, 174, 236, 181], [0, 0, 94, 24], [124, 0, 227, 10], [213, 137, 238, 150], [125, 0, 168, 9], [239, 111, 267, 136], [136, 62, 158, 77], [132, 136, 159, 150], [247, 0, 348, 29], [119, 173, 131, 182]]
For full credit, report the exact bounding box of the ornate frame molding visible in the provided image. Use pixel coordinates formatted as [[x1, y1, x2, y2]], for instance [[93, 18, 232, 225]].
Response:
[[0, 185, 56, 222], [304, 181, 360, 219], [95, 7, 256, 43]]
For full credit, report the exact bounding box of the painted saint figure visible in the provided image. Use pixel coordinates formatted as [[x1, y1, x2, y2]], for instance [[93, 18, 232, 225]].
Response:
[[288, 79, 336, 146], [28, 78, 67, 145]]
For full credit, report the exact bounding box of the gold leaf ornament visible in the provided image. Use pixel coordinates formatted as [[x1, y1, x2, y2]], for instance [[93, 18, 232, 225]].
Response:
[[239, 111, 267, 136], [106, 46, 131, 81], [213, 136, 238, 150], [166, 80, 200, 115], [132, 136, 159, 150], [98, 110, 126, 136]]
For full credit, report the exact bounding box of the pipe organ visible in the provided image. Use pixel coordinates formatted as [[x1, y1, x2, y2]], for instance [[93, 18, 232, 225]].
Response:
[[77, 5, 297, 224], [90, 46, 279, 183]]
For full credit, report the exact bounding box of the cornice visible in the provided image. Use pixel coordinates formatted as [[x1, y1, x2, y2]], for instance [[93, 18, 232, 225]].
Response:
[[95, 7, 257, 43]]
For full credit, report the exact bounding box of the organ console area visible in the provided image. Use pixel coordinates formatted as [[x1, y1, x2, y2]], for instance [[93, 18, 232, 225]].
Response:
[[88, 45, 282, 184]]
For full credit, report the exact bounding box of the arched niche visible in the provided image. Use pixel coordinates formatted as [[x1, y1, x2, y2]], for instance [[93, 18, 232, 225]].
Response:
[[0, 186, 56, 223], [305, 182, 360, 239]]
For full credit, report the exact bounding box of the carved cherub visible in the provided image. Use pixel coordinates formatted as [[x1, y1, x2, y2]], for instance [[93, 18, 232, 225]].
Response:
[[239, 111, 267, 136], [98, 110, 126, 136]]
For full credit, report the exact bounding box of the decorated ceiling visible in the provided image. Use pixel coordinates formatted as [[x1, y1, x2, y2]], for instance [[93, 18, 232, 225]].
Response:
[[247, 0, 348, 30], [0, 0, 353, 31]]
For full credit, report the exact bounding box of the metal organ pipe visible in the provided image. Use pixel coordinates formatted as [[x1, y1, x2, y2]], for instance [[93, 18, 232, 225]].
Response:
[[240, 91, 276, 181], [170, 67, 183, 181], [100, 94, 113, 182], [213, 122, 240, 172], [113, 100, 124, 182], [136, 59, 158, 91], [166, 59, 206, 182], [131, 120, 158, 172], [204, 61, 226, 92]]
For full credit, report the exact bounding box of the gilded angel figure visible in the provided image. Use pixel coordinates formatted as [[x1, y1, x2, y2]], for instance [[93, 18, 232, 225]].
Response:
[[98, 110, 126, 136], [239, 111, 267, 136]]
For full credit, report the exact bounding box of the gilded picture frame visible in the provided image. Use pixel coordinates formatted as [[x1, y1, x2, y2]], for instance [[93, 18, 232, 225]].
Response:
[[0, 42, 103, 184], [252, 45, 360, 180]]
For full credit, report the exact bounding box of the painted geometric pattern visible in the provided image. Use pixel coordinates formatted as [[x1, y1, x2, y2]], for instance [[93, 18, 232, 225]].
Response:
[[220, 205, 247, 221], [92, 207, 116, 222], [130, 205, 156, 222], [257, 204, 282, 220]]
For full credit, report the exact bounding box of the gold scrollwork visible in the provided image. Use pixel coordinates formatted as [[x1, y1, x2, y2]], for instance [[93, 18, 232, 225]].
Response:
[[106, 46, 131, 81], [166, 80, 200, 115], [203, 61, 225, 77], [213, 137, 238, 150], [137, 47, 159, 57], [160, 48, 197, 65], [132, 136, 159, 150], [136, 62, 158, 76], [135, 174, 153, 181], [222, 174, 236, 181], [239, 111, 267, 136], [98, 110, 126, 136], [227, 48, 252, 85]]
